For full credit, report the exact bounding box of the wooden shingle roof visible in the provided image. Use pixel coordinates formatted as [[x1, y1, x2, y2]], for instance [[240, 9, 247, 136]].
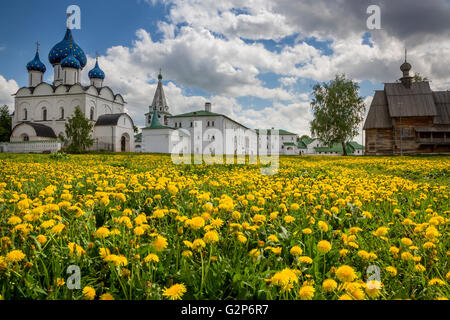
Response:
[[432, 91, 450, 125], [384, 82, 438, 117], [363, 91, 392, 129], [364, 81, 450, 130]]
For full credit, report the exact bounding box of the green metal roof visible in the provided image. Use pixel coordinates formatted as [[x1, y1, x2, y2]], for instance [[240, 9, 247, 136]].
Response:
[[142, 109, 174, 130], [314, 142, 355, 155], [255, 129, 297, 136], [134, 133, 142, 142], [347, 141, 364, 149], [301, 137, 316, 145], [283, 142, 296, 146], [297, 140, 308, 149]]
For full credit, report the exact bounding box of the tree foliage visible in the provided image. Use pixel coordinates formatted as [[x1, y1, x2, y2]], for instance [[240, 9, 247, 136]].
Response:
[[64, 107, 94, 153], [413, 73, 429, 82], [0, 105, 12, 142], [310, 74, 366, 155]]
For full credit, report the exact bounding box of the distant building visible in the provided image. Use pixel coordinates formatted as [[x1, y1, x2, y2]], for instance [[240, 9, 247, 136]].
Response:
[[141, 73, 258, 155], [298, 138, 364, 156], [364, 56, 450, 155], [134, 133, 142, 152], [255, 129, 299, 155]]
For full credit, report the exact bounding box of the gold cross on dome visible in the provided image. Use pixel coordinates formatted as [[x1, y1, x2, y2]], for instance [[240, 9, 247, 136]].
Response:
[[36, 41, 40, 52]]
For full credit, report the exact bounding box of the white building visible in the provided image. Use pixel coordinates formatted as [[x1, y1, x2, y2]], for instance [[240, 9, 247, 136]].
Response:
[[141, 73, 258, 155], [256, 129, 300, 155], [6, 26, 134, 153]]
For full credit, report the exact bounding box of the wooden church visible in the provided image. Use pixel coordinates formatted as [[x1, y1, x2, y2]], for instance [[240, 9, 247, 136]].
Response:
[[364, 53, 450, 155]]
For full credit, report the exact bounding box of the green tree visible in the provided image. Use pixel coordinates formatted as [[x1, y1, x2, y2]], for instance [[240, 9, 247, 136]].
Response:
[[310, 74, 366, 156], [413, 73, 429, 82], [0, 105, 12, 142], [64, 106, 94, 153]]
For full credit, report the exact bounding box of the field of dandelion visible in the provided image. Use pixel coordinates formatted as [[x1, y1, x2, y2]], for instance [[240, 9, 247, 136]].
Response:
[[0, 153, 448, 300]]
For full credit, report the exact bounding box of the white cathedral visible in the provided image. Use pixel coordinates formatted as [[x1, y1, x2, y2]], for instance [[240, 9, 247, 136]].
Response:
[[4, 26, 135, 153]]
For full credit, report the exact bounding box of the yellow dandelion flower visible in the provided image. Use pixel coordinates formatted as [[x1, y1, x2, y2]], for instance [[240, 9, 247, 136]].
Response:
[[335, 265, 357, 282], [99, 293, 115, 300], [299, 285, 315, 300], [317, 240, 332, 254], [82, 286, 96, 300], [6, 250, 25, 263], [162, 283, 187, 300], [322, 279, 338, 293]]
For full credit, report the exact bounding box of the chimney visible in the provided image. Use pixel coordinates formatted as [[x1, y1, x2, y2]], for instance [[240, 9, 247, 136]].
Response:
[[205, 102, 211, 112]]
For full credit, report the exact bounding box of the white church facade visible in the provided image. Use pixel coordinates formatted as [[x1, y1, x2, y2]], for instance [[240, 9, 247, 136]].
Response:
[[3, 26, 134, 153]]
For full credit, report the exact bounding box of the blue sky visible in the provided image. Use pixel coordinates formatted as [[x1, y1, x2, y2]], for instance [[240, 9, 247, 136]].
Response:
[[1, 0, 449, 138], [0, 0, 170, 85]]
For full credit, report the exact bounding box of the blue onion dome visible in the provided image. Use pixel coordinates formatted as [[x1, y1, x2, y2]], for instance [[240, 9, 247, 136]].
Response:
[[48, 28, 87, 68], [88, 59, 105, 79], [26, 51, 46, 73], [61, 45, 81, 69]]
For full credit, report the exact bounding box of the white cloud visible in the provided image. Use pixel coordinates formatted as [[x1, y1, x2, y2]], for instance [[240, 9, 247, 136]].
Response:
[[279, 76, 297, 87], [0, 75, 19, 112], [51, 0, 450, 138]]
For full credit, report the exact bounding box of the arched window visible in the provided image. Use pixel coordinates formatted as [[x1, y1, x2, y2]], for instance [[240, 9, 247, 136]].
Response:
[[90, 107, 94, 121], [22, 134, 29, 141], [42, 107, 47, 121], [23, 108, 27, 120], [60, 107, 64, 119]]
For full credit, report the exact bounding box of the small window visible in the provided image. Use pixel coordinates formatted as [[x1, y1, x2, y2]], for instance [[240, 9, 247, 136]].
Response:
[[23, 134, 29, 141], [60, 107, 64, 119], [23, 108, 27, 120], [42, 108, 47, 121], [212, 121, 215, 126], [175, 123, 178, 128], [207, 121, 210, 127]]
